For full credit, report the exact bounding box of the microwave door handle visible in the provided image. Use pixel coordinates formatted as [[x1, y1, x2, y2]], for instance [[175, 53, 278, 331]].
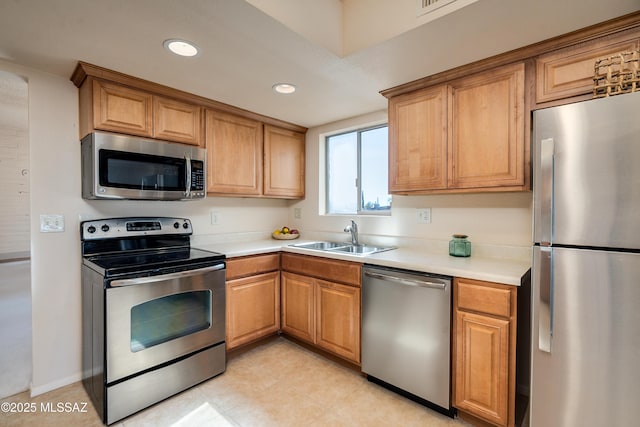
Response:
[[185, 154, 192, 198]]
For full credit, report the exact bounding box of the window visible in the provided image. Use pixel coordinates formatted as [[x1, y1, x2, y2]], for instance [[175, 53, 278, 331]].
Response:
[[326, 125, 391, 214]]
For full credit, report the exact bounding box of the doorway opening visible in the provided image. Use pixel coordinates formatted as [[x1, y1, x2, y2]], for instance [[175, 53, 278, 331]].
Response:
[[0, 70, 31, 399]]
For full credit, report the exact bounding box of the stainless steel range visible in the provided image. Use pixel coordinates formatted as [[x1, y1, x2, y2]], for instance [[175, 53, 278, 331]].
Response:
[[81, 217, 226, 425]]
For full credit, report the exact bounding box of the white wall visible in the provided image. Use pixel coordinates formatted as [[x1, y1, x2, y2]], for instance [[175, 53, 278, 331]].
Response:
[[288, 110, 533, 251], [0, 59, 290, 396]]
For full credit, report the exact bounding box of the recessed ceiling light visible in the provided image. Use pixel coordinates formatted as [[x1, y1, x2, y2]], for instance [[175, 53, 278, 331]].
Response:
[[163, 39, 199, 57], [272, 83, 297, 94]]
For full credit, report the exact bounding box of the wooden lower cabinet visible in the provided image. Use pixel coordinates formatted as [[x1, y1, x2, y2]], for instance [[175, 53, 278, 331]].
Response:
[[315, 279, 360, 363], [281, 271, 315, 343], [225, 254, 280, 350], [281, 254, 362, 364], [453, 278, 517, 427]]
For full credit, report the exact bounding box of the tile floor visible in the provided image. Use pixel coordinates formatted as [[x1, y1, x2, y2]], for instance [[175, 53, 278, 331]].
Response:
[[0, 337, 472, 426]]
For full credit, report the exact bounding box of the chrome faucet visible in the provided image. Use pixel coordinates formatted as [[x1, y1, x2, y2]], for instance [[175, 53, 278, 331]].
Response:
[[344, 220, 359, 246]]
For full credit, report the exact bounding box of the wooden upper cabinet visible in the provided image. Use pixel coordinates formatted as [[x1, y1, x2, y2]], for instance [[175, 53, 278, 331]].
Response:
[[389, 85, 447, 192], [205, 109, 263, 196], [536, 34, 640, 104], [83, 78, 203, 146], [448, 62, 526, 190], [386, 62, 527, 194], [263, 125, 305, 198], [205, 115, 306, 199], [92, 79, 153, 138], [153, 96, 202, 146]]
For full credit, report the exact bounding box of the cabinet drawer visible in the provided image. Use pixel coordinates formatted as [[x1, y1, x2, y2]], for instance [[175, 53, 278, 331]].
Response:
[[281, 253, 361, 287], [226, 253, 280, 280], [456, 278, 513, 318]]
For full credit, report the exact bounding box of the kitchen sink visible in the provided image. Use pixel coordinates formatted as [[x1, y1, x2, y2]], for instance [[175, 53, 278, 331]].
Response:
[[291, 241, 395, 256], [329, 245, 395, 255], [292, 241, 349, 250]]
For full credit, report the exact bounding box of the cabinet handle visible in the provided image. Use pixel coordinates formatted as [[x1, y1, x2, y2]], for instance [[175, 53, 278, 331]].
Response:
[[537, 246, 553, 353], [110, 263, 225, 287], [535, 138, 554, 245], [364, 271, 447, 290], [185, 154, 192, 198]]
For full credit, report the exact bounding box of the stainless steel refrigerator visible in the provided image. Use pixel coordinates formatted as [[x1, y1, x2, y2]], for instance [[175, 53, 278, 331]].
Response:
[[531, 91, 640, 426]]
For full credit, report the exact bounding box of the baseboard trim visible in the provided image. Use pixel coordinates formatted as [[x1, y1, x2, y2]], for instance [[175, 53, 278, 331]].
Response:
[[30, 372, 82, 397]]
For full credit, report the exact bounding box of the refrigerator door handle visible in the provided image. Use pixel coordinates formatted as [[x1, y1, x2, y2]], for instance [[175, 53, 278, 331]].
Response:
[[537, 138, 554, 245], [538, 246, 553, 353]]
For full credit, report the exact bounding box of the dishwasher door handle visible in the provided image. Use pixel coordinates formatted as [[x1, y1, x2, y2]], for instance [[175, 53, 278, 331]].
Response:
[[364, 271, 447, 290]]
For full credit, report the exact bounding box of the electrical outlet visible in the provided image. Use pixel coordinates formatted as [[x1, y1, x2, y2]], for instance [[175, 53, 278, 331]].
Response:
[[294, 208, 302, 219], [40, 214, 65, 232], [416, 208, 431, 224], [210, 211, 219, 225]]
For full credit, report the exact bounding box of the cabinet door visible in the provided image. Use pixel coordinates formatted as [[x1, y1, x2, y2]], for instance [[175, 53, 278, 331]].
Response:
[[454, 311, 510, 427], [315, 280, 361, 364], [388, 85, 447, 192], [536, 36, 639, 104], [205, 110, 263, 195], [92, 80, 153, 137], [448, 62, 525, 189], [263, 125, 305, 198], [153, 96, 202, 146], [226, 271, 280, 350], [281, 272, 315, 343]]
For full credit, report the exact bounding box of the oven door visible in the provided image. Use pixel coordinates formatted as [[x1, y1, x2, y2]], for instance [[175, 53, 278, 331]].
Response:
[[105, 264, 225, 384]]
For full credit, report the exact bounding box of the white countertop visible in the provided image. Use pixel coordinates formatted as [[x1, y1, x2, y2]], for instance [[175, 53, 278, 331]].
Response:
[[194, 237, 531, 286]]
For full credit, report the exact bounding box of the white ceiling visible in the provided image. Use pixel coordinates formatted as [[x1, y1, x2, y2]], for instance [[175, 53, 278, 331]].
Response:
[[0, 0, 638, 128]]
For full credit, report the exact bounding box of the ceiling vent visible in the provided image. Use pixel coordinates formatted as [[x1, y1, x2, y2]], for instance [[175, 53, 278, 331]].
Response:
[[416, 0, 468, 17]]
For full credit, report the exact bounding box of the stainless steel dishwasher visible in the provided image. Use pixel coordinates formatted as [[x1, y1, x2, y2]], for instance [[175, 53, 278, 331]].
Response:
[[362, 265, 453, 417]]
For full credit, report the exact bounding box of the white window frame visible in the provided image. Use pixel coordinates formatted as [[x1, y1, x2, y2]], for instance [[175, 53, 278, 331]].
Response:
[[325, 124, 391, 216]]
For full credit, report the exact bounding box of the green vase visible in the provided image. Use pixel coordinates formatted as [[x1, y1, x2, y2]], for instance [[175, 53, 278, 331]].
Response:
[[449, 234, 471, 257]]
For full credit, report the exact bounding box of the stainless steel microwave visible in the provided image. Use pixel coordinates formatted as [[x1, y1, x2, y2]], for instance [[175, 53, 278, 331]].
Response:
[[81, 132, 206, 201]]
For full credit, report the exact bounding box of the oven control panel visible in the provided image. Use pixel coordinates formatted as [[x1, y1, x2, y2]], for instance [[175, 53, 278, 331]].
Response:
[[81, 217, 192, 240]]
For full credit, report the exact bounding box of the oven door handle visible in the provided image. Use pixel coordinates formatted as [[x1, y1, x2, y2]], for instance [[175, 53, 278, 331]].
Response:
[[110, 263, 225, 287]]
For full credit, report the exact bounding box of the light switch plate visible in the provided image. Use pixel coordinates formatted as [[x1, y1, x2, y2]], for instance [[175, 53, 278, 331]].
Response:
[[416, 208, 431, 224], [210, 211, 219, 225], [40, 214, 65, 232], [294, 208, 302, 219]]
